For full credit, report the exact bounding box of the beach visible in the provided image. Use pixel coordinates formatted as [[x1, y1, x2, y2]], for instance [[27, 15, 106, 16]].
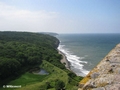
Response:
[[57, 34, 120, 76], [58, 50, 71, 71]]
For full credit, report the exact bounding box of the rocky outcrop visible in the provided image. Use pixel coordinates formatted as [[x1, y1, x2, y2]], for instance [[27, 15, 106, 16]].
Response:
[[78, 43, 120, 90]]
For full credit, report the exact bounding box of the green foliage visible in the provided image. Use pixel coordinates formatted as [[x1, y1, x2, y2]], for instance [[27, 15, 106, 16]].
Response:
[[0, 31, 60, 83], [0, 31, 83, 90], [55, 79, 65, 90], [68, 72, 76, 78], [39, 82, 52, 90], [0, 58, 21, 79], [9, 72, 47, 86], [45, 82, 51, 89]]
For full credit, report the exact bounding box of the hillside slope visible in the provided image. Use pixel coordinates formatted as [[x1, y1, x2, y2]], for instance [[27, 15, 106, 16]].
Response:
[[0, 31, 82, 90], [0, 31, 60, 84]]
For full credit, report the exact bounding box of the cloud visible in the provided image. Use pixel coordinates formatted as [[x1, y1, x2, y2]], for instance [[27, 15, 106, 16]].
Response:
[[0, 1, 119, 34], [0, 2, 59, 32]]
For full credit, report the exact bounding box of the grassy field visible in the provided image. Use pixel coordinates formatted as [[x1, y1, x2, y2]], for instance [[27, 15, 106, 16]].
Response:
[[1, 60, 81, 90]]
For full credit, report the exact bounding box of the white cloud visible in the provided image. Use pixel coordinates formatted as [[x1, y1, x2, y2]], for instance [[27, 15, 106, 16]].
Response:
[[0, 2, 119, 33], [0, 2, 59, 32]]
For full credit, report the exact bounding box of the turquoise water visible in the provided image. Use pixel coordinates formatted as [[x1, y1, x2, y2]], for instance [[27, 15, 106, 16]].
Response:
[[38, 69, 49, 75], [57, 34, 120, 76], [33, 69, 49, 75]]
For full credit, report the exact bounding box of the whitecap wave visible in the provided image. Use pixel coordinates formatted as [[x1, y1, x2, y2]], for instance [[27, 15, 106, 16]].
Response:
[[58, 44, 89, 76]]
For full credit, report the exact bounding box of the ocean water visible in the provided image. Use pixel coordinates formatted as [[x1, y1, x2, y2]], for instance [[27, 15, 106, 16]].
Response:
[[57, 34, 120, 76]]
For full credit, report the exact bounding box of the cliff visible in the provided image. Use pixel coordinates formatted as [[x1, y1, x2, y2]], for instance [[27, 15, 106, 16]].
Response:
[[78, 43, 120, 90]]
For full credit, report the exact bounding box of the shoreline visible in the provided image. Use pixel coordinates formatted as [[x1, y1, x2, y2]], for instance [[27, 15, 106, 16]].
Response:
[[56, 42, 87, 76], [58, 49, 71, 71]]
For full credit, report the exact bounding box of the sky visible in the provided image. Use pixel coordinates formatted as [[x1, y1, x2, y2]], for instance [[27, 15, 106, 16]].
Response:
[[0, 0, 120, 33]]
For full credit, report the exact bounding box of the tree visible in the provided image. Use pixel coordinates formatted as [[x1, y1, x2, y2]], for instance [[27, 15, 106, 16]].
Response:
[[55, 80, 65, 90], [0, 58, 21, 79], [68, 72, 76, 78], [0, 31, 60, 83], [28, 56, 41, 65]]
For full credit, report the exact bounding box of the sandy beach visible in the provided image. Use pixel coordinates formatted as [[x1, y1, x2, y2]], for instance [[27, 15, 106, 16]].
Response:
[[58, 50, 71, 70]]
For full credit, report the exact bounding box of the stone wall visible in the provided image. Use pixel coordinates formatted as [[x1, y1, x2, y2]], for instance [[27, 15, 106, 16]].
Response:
[[78, 43, 120, 90]]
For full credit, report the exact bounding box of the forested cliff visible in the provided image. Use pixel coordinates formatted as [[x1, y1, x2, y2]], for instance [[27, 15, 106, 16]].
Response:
[[0, 32, 83, 90], [0, 31, 61, 82]]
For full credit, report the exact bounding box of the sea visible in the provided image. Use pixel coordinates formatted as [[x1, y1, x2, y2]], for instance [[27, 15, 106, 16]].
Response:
[[56, 33, 120, 76]]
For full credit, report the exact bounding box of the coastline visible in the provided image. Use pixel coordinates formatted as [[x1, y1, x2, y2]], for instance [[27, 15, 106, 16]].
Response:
[[58, 49, 71, 71], [56, 39, 89, 76]]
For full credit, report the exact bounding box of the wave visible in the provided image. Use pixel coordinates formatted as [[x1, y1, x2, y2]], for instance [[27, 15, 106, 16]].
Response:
[[58, 44, 89, 76]]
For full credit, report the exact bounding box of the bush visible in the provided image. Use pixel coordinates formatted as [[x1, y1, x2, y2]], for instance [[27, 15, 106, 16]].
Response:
[[68, 72, 76, 78], [55, 80, 65, 90]]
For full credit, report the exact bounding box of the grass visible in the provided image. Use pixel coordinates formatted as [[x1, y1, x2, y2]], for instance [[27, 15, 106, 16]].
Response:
[[0, 72, 48, 90], [0, 60, 81, 90], [9, 72, 47, 86]]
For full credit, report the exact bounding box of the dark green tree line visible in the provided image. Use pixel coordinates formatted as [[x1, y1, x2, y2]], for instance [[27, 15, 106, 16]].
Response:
[[0, 31, 64, 82]]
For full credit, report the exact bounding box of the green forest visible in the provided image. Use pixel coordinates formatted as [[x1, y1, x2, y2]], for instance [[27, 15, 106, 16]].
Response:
[[0, 31, 82, 90]]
